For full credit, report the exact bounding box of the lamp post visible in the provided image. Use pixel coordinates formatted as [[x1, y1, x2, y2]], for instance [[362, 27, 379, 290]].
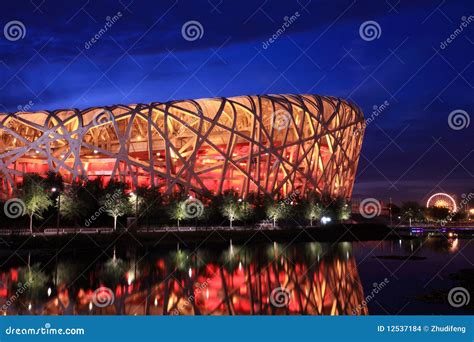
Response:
[[130, 192, 138, 229], [52, 187, 60, 234], [389, 197, 393, 227]]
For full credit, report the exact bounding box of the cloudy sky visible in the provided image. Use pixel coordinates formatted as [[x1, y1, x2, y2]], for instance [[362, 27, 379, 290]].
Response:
[[0, 0, 472, 204]]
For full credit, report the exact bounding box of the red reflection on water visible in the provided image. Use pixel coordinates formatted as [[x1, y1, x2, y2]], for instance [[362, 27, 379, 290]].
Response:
[[0, 244, 368, 316]]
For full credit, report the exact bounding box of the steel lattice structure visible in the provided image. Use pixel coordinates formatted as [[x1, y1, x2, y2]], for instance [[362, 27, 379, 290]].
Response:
[[0, 94, 364, 198]]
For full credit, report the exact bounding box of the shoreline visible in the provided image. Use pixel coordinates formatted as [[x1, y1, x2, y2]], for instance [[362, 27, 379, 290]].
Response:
[[1, 224, 472, 250]]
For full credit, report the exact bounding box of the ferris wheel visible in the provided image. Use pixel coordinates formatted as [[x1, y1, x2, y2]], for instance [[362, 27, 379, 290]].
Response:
[[426, 193, 457, 212]]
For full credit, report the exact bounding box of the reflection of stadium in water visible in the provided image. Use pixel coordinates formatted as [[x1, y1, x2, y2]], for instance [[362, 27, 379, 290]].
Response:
[[0, 242, 367, 315]]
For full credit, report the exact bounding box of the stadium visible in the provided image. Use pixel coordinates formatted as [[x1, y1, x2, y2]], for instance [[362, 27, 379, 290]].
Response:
[[0, 94, 364, 199]]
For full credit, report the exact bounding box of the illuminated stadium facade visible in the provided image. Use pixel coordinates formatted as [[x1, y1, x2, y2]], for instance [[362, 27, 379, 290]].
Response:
[[0, 94, 364, 199]]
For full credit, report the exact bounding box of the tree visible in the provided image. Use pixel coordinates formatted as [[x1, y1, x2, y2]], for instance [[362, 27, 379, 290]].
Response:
[[100, 181, 131, 231], [401, 201, 424, 223], [266, 201, 290, 228], [335, 198, 351, 221], [18, 174, 53, 234], [221, 200, 240, 228], [239, 200, 253, 224], [132, 186, 162, 227], [169, 198, 186, 227], [220, 191, 251, 228], [305, 201, 323, 226], [424, 206, 450, 224], [59, 182, 88, 226]]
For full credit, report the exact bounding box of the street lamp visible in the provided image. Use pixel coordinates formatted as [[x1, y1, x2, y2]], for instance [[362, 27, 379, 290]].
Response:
[[130, 192, 138, 228], [321, 216, 332, 225], [52, 187, 60, 233]]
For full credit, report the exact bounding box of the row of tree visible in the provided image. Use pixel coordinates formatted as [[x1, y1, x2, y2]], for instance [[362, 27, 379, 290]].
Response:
[[388, 201, 469, 223], [1, 173, 350, 232], [1, 172, 469, 232]]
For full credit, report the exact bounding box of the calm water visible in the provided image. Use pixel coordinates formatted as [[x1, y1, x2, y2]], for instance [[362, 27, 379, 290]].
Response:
[[0, 235, 472, 315]]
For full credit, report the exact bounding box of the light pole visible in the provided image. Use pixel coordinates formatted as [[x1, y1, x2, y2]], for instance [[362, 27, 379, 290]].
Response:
[[130, 192, 138, 229], [389, 197, 393, 227], [52, 187, 60, 234]]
